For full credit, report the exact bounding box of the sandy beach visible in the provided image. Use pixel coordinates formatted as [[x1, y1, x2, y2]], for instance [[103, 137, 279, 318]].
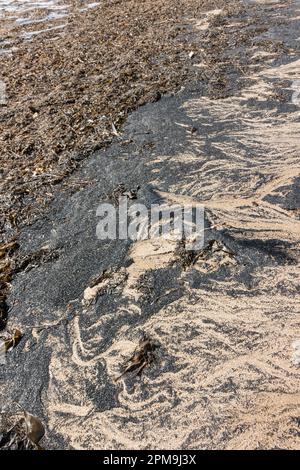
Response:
[[0, 0, 299, 450]]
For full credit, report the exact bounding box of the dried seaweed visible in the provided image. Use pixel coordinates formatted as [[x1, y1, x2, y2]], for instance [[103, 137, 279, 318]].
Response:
[[23, 411, 45, 447], [0, 0, 281, 240], [116, 333, 158, 381], [0, 407, 45, 450], [1, 0, 216, 239], [0, 240, 19, 260], [1, 328, 23, 352], [174, 238, 235, 269], [109, 184, 140, 204], [174, 239, 200, 269]]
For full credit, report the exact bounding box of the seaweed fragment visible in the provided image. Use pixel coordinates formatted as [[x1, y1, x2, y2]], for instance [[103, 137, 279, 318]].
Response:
[[110, 183, 140, 204], [0, 329, 23, 365], [0, 407, 45, 450], [1, 328, 23, 352], [116, 333, 158, 381], [23, 411, 45, 447], [174, 238, 235, 270], [174, 239, 199, 269]]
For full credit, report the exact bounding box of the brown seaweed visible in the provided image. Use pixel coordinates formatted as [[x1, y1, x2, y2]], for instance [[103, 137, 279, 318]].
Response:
[[116, 333, 158, 381]]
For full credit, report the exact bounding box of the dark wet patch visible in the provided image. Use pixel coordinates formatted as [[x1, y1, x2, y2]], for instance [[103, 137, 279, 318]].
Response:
[[86, 363, 119, 411]]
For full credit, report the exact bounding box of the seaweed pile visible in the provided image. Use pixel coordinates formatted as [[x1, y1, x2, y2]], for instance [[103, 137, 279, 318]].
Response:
[[0, 0, 233, 238]]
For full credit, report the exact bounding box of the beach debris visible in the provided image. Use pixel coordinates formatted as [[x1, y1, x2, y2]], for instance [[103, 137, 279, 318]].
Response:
[[151, 91, 162, 102], [0, 329, 23, 365], [0, 240, 19, 326], [0, 240, 19, 259], [0, 406, 45, 450], [291, 340, 300, 367], [1, 328, 22, 352], [174, 239, 236, 270], [0, 246, 59, 331], [174, 239, 199, 269], [189, 51, 195, 59], [23, 411, 45, 447], [11, 247, 60, 275], [116, 333, 157, 381], [110, 183, 140, 203]]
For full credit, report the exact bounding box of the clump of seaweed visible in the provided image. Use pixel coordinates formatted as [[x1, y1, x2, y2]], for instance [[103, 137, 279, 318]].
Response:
[[0, 406, 45, 450], [109, 184, 140, 204], [0, 328, 23, 364], [174, 238, 235, 270], [1, 0, 213, 241], [116, 333, 158, 381], [174, 239, 199, 269]]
